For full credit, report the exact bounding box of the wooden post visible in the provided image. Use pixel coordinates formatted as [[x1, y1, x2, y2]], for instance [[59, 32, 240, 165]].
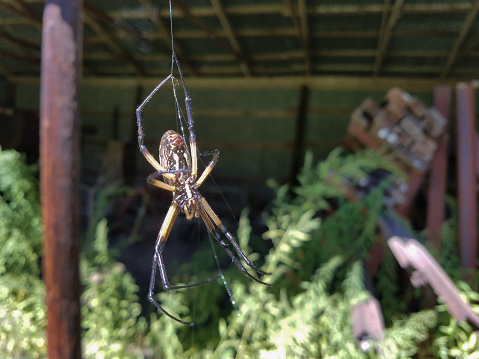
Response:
[[456, 83, 477, 272], [40, 1, 83, 358], [426, 85, 451, 250], [289, 85, 309, 187]]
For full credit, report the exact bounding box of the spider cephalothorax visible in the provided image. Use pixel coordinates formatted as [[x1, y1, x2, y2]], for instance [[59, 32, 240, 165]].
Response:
[[159, 130, 202, 219], [136, 53, 270, 326]]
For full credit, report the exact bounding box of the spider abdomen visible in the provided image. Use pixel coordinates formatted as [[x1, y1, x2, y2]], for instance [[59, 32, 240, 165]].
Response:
[[159, 130, 191, 177]]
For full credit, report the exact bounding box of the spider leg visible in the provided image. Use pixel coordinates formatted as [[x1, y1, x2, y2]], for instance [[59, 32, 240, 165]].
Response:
[[149, 202, 222, 325], [196, 150, 219, 187], [136, 73, 175, 181], [201, 197, 271, 276], [198, 199, 271, 287], [173, 52, 197, 178], [149, 255, 194, 326], [149, 202, 192, 325], [147, 172, 175, 192], [147, 170, 194, 193]]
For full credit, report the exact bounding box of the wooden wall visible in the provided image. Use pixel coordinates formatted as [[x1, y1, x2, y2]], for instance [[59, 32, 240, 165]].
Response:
[[11, 78, 445, 188]]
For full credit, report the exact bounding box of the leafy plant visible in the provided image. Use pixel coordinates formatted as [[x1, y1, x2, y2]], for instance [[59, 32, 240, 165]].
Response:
[[0, 147, 46, 358], [1, 146, 477, 358], [81, 219, 147, 358]]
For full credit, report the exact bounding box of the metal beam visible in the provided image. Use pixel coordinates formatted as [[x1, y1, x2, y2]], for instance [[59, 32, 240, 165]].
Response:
[[84, 7, 144, 76], [298, 0, 311, 75], [289, 85, 309, 186], [455, 83, 478, 272], [373, 0, 404, 76], [426, 86, 451, 249], [0, 0, 42, 28], [137, 0, 195, 75], [170, 0, 240, 62], [285, 0, 311, 75], [13, 74, 460, 91], [40, 0, 83, 357], [376, 0, 391, 60], [441, 0, 479, 77], [210, 0, 250, 76]]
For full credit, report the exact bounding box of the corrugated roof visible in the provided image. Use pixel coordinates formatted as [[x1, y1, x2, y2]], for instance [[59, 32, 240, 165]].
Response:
[[1, 0, 478, 82]]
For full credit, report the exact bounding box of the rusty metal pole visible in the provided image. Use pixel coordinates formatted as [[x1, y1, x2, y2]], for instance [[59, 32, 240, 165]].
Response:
[[455, 83, 477, 272], [40, 1, 83, 358]]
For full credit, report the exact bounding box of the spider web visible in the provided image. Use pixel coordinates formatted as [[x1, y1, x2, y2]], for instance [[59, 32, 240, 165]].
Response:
[[164, 0, 240, 322]]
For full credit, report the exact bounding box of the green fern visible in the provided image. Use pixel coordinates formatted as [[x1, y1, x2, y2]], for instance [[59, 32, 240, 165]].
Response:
[[379, 310, 437, 358], [432, 281, 479, 358], [1, 146, 475, 359], [81, 219, 147, 359], [0, 147, 46, 358]]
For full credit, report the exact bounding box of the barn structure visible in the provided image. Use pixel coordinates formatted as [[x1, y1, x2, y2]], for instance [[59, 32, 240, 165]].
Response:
[[1, 1, 479, 358]]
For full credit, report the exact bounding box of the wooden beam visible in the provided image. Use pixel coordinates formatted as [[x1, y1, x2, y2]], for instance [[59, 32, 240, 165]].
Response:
[[0, 0, 42, 29], [127, 48, 448, 64], [441, 0, 479, 77], [376, 0, 392, 59], [84, 7, 144, 76], [0, 28, 41, 62], [170, 0, 236, 58], [426, 86, 451, 250], [373, 0, 404, 76], [137, 0, 195, 75], [0, 59, 11, 79], [298, 0, 311, 75], [285, 0, 311, 75], [210, 0, 250, 76], [40, 0, 83, 357], [455, 83, 478, 272], [109, 3, 472, 18], [19, 1, 474, 17], [289, 85, 310, 186], [13, 74, 460, 91]]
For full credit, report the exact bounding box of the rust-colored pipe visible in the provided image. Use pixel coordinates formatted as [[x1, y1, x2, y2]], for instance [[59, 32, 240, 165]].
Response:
[[456, 83, 477, 272], [426, 85, 450, 250], [40, 1, 83, 358]]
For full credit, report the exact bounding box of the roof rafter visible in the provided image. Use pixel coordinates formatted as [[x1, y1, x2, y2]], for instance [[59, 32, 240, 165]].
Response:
[[137, 0, 196, 75], [84, 6, 144, 76], [209, 0, 250, 77], [0, 59, 12, 79], [373, 0, 404, 76], [285, 0, 311, 75], [0, 0, 42, 29], [143, 2, 472, 17], [441, 0, 479, 77], [12, 74, 460, 93], [170, 0, 248, 71], [298, 0, 311, 75], [376, 0, 391, 55]]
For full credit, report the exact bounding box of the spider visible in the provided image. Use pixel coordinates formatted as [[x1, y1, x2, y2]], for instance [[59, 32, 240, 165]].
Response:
[[136, 53, 271, 326]]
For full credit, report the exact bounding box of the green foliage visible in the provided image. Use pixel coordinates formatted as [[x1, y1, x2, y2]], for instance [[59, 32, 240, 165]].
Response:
[[0, 147, 46, 358], [0, 147, 42, 277], [375, 248, 405, 324], [438, 197, 461, 282], [432, 281, 479, 358], [1, 146, 476, 359], [81, 219, 147, 358], [291, 149, 402, 285], [379, 310, 437, 358], [0, 275, 46, 358]]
